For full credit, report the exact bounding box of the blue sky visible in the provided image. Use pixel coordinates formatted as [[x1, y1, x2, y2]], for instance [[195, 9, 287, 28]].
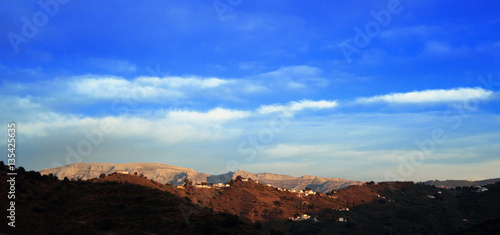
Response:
[[1, 0, 499, 181]]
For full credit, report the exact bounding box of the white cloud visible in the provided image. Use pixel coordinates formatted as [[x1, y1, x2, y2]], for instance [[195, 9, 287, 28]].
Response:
[[356, 87, 493, 104], [3, 65, 333, 106], [15, 107, 250, 144], [71, 75, 230, 100], [253, 65, 330, 90], [263, 144, 335, 159], [136, 76, 229, 89], [258, 99, 338, 116], [261, 65, 321, 77], [167, 107, 251, 124]]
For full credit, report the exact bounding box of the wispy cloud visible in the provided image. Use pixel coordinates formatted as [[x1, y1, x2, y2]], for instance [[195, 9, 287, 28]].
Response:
[[167, 108, 251, 124], [263, 144, 335, 159], [4, 65, 331, 104], [70, 75, 230, 100], [253, 65, 329, 90], [258, 99, 338, 116], [136, 76, 229, 89], [380, 25, 436, 40], [356, 87, 493, 104], [86, 58, 137, 73]]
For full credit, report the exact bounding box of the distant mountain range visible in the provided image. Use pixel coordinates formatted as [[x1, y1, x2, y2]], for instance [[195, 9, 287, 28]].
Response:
[[39, 162, 500, 193], [423, 178, 500, 188], [39, 162, 365, 193]]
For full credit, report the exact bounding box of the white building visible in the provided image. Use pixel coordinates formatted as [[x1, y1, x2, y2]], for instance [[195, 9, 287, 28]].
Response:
[[214, 183, 230, 188], [475, 186, 488, 192], [290, 214, 318, 222]]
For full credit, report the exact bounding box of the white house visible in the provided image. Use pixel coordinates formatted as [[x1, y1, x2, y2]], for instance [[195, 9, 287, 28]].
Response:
[[475, 186, 488, 192], [195, 184, 212, 189], [290, 214, 319, 222]]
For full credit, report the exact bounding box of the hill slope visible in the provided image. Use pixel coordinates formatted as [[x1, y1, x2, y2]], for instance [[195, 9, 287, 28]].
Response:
[[230, 170, 364, 193], [6, 162, 500, 234], [0, 164, 260, 234]]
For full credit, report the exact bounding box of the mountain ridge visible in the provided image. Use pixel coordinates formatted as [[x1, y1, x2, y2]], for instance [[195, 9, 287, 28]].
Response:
[[39, 162, 364, 193], [40, 162, 500, 193], [423, 178, 500, 188]]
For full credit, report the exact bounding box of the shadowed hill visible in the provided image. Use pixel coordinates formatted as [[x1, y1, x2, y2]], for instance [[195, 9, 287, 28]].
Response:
[[0, 163, 261, 234]]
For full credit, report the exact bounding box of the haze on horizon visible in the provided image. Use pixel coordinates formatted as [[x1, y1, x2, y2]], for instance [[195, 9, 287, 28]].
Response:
[[1, 0, 499, 182]]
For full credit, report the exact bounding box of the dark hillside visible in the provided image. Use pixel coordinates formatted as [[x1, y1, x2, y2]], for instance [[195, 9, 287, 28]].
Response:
[[2, 162, 499, 234], [0, 162, 260, 234]]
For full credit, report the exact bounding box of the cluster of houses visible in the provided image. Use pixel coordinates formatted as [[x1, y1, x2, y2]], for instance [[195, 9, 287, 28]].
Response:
[[276, 188, 319, 197], [177, 182, 231, 189], [289, 214, 347, 223], [475, 185, 488, 192], [289, 214, 319, 222], [196, 183, 230, 188], [333, 207, 350, 211], [240, 178, 257, 183], [173, 176, 339, 199]]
